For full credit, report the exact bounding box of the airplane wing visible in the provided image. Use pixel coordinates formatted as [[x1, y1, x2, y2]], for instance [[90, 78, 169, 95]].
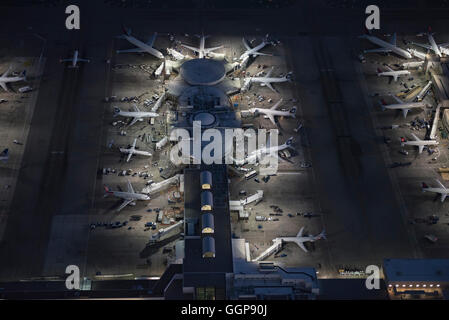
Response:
[[147, 32, 157, 47], [117, 199, 133, 212], [0, 82, 8, 91], [265, 67, 274, 78], [127, 180, 135, 194], [297, 227, 305, 237], [385, 65, 394, 72], [132, 138, 137, 148], [390, 32, 397, 46], [252, 52, 271, 57], [78, 59, 90, 62], [410, 133, 421, 141], [126, 152, 133, 162], [402, 108, 409, 118], [242, 38, 251, 50], [391, 95, 403, 104], [439, 42, 449, 48], [393, 75, 399, 82], [436, 179, 447, 190], [133, 105, 141, 112], [364, 48, 392, 54], [117, 48, 146, 53], [1, 66, 11, 78], [270, 98, 283, 110], [297, 241, 308, 253], [418, 145, 424, 154], [60, 58, 74, 62], [128, 117, 140, 127], [181, 44, 199, 53], [266, 113, 276, 125], [266, 82, 276, 92], [205, 45, 223, 53]]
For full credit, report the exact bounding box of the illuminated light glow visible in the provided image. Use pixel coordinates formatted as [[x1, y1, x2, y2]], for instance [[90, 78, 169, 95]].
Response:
[[437, 284, 440, 287], [430, 284, 434, 287], [395, 284, 398, 288], [416, 285, 420, 287], [423, 285, 426, 288], [402, 285, 406, 287], [388, 284, 392, 287], [409, 285, 413, 287]]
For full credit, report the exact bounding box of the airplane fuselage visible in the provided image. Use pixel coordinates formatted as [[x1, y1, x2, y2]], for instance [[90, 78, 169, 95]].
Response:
[[364, 35, 412, 59], [117, 111, 159, 118], [428, 33, 442, 57], [111, 191, 150, 201], [124, 35, 164, 59], [384, 101, 426, 110]]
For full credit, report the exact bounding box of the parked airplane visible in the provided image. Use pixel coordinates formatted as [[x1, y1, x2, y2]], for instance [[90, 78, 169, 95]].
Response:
[[0, 67, 26, 91], [379, 95, 426, 118], [360, 33, 412, 59], [120, 138, 152, 162], [181, 33, 222, 59], [60, 50, 90, 68], [412, 27, 449, 58], [406, 48, 427, 60], [113, 105, 159, 127], [104, 180, 150, 212], [116, 26, 164, 59], [377, 65, 410, 82], [401, 133, 438, 154], [243, 67, 292, 92], [0, 149, 8, 162], [233, 137, 294, 166], [422, 179, 449, 202], [239, 36, 271, 61], [279, 227, 326, 253], [248, 98, 296, 125]]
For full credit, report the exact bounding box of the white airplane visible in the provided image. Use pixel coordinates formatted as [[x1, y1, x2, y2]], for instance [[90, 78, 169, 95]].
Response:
[[104, 180, 150, 212], [243, 67, 292, 92], [180, 33, 223, 58], [0, 149, 8, 162], [233, 137, 294, 166], [0, 67, 26, 91], [239, 37, 271, 61], [411, 27, 449, 58], [422, 180, 449, 202], [248, 98, 296, 125], [113, 105, 159, 127], [379, 95, 426, 118], [167, 48, 186, 60], [279, 227, 326, 253], [406, 48, 427, 60], [401, 133, 438, 154], [120, 138, 152, 162], [359, 33, 412, 59], [377, 65, 410, 82], [60, 50, 90, 68], [116, 26, 164, 59]]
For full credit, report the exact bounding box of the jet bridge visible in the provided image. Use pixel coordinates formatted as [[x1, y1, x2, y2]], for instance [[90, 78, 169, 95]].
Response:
[[142, 174, 182, 195]]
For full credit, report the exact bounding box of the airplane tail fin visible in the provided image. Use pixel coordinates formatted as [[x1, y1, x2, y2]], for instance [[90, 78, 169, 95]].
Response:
[[377, 68, 383, 75], [113, 107, 121, 116], [104, 185, 113, 195], [21, 70, 27, 81], [122, 25, 132, 36], [285, 137, 294, 148], [0, 148, 8, 161], [290, 106, 297, 117], [286, 71, 293, 81], [315, 230, 326, 241], [379, 99, 387, 111], [422, 182, 429, 191]]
